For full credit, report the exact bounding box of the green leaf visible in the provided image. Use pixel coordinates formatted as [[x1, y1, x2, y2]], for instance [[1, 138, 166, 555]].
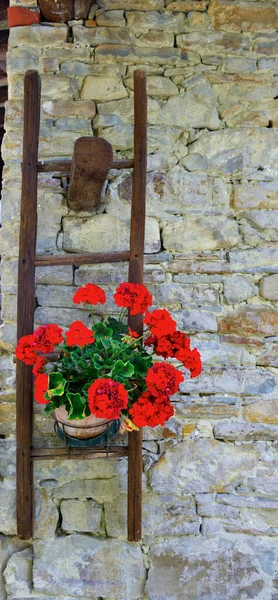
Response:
[[111, 360, 134, 382], [44, 372, 66, 400], [66, 392, 87, 420], [131, 354, 149, 377], [44, 400, 57, 416], [93, 322, 113, 339]]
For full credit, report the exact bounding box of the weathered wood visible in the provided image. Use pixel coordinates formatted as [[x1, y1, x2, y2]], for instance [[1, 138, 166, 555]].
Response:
[[35, 251, 130, 267], [31, 446, 128, 460], [127, 70, 147, 543], [16, 70, 40, 541], [37, 159, 134, 173], [68, 137, 113, 212]]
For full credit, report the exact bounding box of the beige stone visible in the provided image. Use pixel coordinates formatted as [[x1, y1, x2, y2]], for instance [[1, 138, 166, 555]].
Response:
[[101, 0, 163, 7], [166, 0, 206, 10], [188, 11, 210, 29], [244, 399, 278, 425], [126, 75, 178, 97], [135, 31, 174, 47], [259, 274, 278, 300], [81, 76, 128, 101], [208, 0, 278, 32], [33, 536, 146, 598], [96, 10, 126, 27], [95, 44, 200, 66], [176, 30, 250, 56], [126, 10, 187, 31], [9, 25, 68, 48], [73, 24, 133, 45], [162, 215, 239, 252], [61, 499, 104, 534], [218, 306, 278, 338], [233, 181, 278, 209], [63, 214, 161, 254], [4, 548, 32, 597]]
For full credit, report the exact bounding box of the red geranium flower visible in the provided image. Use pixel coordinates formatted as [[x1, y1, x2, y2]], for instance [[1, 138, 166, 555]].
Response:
[[32, 356, 47, 376], [34, 373, 49, 405], [15, 334, 37, 365], [73, 284, 106, 306], [146, 330, 191, 360], [129, 391, 174, 428], [146, 362, 184, 397], [88, 378, 128, 420], [114, 282, 152, 315], [182, 348, 202, 378], [65, 321, 95, 348], [33, 324, 64, 354], [144, 309, 176, 338]]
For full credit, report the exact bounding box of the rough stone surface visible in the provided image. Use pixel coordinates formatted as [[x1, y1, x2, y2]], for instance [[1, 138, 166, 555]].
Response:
[[81, 76, 128, 101], [259, 275, 278, 301], [223, 275, 257, 304], [150, 439, 257, 494], [146, 537, 276, 599], [218, 306, 278, 338], [33, 535, 146, 598], [162, 215, 239, 252], [61, 499, 104, 534]]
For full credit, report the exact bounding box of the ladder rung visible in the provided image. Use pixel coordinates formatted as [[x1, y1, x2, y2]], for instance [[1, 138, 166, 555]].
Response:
[[37, 159, 134, 173], [34, 251, 130, 267], [31, 445, 128, 460]]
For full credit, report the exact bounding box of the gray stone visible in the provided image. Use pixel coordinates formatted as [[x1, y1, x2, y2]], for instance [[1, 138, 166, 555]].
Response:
[[33, 535, 145, 599], [150, 438, 257, 495], [42, 99, 96, 119], [63, 215, 161, 254], [0, 536, 28, 600], [81, 76, 128, 102], [234, 181, 278, 209], [126, 75, 179, 98], [189, 128, 278, 176], [258, 57, 278, 70], [96, 10, 126, 27], [259, 275, 278, 300], [162, 215, 239, 252], [179, 367, 276, 395], [126, 10, 187, 31], [101, 0, 164, 8], [73, 24, 134, 46], [176, 30, 251, 56], [151, 76, 219, 130], [61, 499, 104, 534], [95, 44, 200, 66], [34, 488, 59, 540], [175, 309, 219, 332], [34, 306, 90, 328], [146, 536, 275, 599], [105, 492, 200, 540], [153, 282, 219, 307], [35, 265, 73, 286], [0, 479, 16, 535], [214, 421, 278, 442], [134, 31, 175, 47], [224, 56, 257, 72], [240, 210, 278, 246], [223, 275, 257, 304], [229, 248, 278, 274], [176, 396, 239, 418], [9, 25, 68, 48], [3, 548, 32, 598]]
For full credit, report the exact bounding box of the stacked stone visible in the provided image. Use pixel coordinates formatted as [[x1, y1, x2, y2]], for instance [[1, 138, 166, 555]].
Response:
[[1, 0, 278, 598]]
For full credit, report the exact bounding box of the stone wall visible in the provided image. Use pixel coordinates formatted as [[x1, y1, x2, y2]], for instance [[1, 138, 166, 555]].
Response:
[[1, 0, 278, 598]]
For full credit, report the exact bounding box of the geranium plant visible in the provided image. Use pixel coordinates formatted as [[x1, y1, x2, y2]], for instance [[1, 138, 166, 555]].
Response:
[[15, 283, 202, 431]]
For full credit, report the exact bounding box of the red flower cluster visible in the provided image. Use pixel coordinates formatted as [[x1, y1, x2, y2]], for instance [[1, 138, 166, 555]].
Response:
[[146, 362, 184, 397], [145, 328, 202, 379], [15, 324, 63, 367], [129, 392, 174, 428], [88, 378, 128, 420], [73, 284, 106, 306], [144, 309, 176, 338], [15, 334, 37, 365], [114, 282, 152, 315], [33, 324, 64, 354], [32, 356, 47, 376], [66, 321, 95, 348], [34, 373, 49, 404]]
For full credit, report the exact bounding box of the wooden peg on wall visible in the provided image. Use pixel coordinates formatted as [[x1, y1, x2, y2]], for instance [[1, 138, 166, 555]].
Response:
[[68, 137, 113, 213]]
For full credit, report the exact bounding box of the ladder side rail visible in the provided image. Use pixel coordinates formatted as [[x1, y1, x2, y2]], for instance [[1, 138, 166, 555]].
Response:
[[16, 70, 41, 540], [127, 70, 147, 542]]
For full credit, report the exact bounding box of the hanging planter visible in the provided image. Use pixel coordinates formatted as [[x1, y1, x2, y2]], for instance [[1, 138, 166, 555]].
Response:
[[15, 282, 202, 447], [38, 0, 91, 23]]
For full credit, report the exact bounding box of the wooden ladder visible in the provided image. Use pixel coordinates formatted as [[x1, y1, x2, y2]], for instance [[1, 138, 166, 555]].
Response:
[[16, 69, 147, 542]]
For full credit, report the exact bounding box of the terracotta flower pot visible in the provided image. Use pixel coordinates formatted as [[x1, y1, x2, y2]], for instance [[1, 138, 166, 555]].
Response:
[[38, 0, 91, 23], [55, 405, 112, 440]]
